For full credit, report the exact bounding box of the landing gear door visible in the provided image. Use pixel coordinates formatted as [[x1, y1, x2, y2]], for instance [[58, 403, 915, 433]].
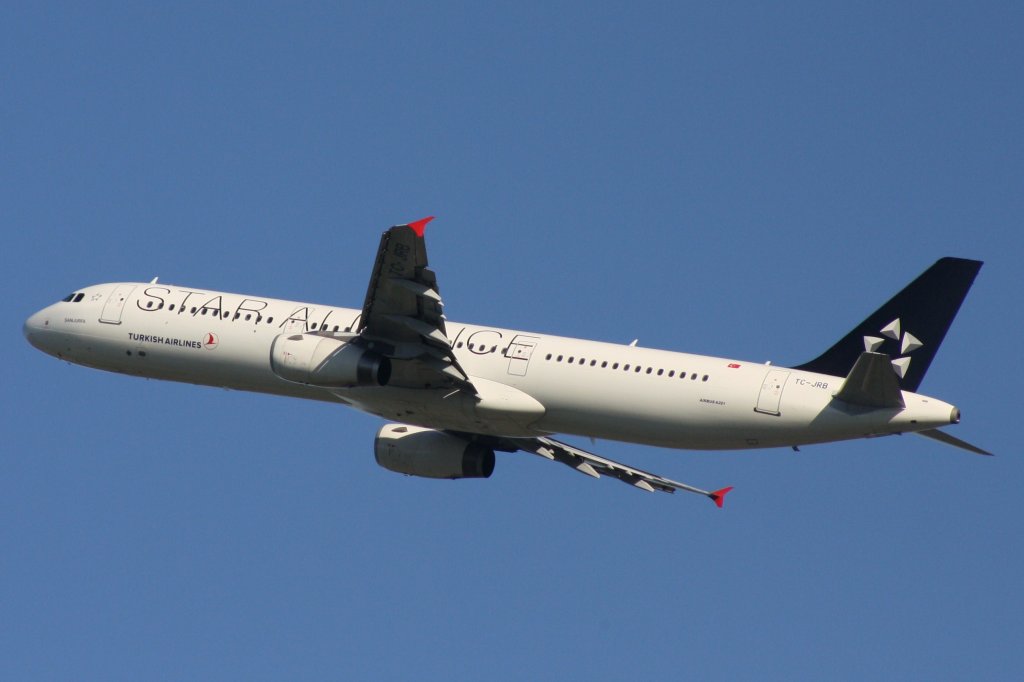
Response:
[[755, 369, 790, 416], [506, 335, 540, 376], [99, 285, 137, 325]]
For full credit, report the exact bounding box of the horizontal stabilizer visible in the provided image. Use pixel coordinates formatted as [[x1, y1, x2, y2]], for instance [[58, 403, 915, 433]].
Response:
[[834, 351, 905, 409], [916, 428, 993, 456]]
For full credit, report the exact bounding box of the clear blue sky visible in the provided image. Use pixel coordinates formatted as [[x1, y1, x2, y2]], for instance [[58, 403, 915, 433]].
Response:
[[3, 2, 1022, 680]]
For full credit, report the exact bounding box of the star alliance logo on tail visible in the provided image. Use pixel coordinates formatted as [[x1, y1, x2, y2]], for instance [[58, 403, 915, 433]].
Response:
[[863, 318, 922, 379]]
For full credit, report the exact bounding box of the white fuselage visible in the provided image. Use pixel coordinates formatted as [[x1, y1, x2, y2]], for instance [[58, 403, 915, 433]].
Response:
[[24, 282, 959, 451]]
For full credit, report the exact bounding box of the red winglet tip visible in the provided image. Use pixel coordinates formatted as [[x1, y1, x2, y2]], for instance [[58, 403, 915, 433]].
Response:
[[406, 216, 435, 237], [710, 486, 734, 508]]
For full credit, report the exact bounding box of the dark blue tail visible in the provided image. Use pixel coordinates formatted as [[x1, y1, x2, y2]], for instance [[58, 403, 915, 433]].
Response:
[[794, 257, 982, 392]]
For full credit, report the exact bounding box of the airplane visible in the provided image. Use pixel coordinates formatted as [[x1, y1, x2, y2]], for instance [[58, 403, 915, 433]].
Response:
[[23, 217, 990, 507]]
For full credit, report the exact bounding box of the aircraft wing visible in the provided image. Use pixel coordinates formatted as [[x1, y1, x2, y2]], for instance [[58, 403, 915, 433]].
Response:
[[512, 436, 733, 506], [357, 218, 474, 391]]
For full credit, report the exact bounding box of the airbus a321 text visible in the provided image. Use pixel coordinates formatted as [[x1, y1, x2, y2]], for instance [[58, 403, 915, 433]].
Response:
[[23, 218, 990, 507]]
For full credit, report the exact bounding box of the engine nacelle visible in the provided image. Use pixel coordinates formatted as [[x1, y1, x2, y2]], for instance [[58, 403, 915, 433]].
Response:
[[374, 424, 495, 479], [270, 334, 391, 387]]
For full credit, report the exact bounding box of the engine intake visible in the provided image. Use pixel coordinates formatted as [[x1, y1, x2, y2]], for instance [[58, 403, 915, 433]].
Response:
[[270, 334, 391, 387], [375, 424, 495, 479]]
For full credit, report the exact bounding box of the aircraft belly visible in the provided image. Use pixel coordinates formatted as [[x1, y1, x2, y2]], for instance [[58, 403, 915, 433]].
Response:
[[337, 382, 548, 438]]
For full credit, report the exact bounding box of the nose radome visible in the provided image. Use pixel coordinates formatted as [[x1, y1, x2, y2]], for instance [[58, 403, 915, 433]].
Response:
[[23, 309, 48, 343]]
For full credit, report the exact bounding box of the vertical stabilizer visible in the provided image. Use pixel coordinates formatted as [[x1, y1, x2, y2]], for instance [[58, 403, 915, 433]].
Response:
[[794, 258, 982, 392]]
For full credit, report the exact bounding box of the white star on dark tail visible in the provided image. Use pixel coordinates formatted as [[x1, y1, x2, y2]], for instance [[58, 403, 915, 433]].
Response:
[[863, 318, 922, 379], [901, 332, 922, 354], [863, 336, 885, 352]]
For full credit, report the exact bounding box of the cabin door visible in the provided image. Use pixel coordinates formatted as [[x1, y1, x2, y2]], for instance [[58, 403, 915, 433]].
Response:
[[99, 285, 137, 324], [755, 369, 790, 415]]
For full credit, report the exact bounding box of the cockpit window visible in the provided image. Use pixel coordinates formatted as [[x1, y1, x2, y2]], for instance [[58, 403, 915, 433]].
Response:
[[62, 293, 76, 302], [73, 293, 85, 302]]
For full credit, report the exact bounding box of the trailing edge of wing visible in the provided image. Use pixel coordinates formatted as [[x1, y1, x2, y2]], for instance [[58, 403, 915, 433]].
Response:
[[514, 436, 732, 506]]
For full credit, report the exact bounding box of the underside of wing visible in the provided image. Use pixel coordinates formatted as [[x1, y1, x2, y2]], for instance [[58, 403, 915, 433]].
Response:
[[505, 436, 732, 506]]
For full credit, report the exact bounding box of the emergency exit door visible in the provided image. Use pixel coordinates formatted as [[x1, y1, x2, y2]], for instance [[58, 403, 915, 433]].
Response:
[[506, 335, 540, 376]]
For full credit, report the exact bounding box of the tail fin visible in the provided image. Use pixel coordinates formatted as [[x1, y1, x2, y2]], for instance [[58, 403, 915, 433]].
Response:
[[794, 257, 982, 392]]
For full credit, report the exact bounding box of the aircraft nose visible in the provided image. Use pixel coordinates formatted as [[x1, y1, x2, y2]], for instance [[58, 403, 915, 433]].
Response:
[[23, 309, 50, 347]]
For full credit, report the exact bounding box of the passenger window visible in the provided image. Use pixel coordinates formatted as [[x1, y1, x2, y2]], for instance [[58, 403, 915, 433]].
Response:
[[601, 361, 607, 368], [623, 364, 630, 371], [668, 371, 675, 377], [169, 304, 176, 311], [267, 317, 274, 324], [702, 375, 709, 382]]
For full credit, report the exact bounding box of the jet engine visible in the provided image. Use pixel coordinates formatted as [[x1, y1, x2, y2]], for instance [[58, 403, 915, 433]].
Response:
[[374, 424, 495, 479], [270, 334, 391, 387]]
